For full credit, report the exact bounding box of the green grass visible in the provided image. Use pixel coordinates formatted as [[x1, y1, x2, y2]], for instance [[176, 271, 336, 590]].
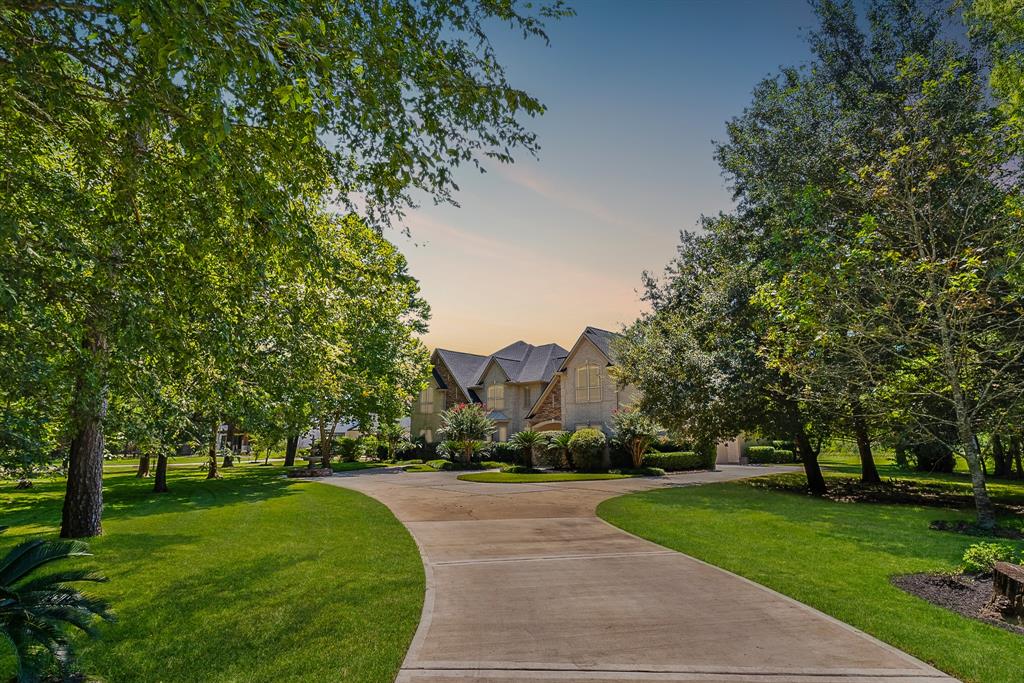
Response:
[[598, 475, 1024, 683], [1, 466, 423, 682], [457, 471, 637, 483]]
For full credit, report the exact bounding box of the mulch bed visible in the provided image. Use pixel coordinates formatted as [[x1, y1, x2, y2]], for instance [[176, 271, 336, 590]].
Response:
[[892, 572, 1024, 636], [748, 476, 1024, 515], [929, 519, 1024, 540]]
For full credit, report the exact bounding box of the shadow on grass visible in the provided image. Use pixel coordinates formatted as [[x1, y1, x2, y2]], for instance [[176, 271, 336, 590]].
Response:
[[1, 466, 302, 540]]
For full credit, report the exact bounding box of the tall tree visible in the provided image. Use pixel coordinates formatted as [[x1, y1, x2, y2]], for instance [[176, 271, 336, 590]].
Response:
[[1, 0, 568, 536]]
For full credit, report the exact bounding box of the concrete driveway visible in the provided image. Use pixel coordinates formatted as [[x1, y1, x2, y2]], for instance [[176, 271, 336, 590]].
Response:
[[321, 466, 951, 683]]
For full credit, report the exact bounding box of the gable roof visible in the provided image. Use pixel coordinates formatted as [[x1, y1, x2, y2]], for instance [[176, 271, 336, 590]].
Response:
[[471, 341, 568, 386], [434, 348, 489, 402], [525, 327, 622, 419], [580, 326, 619, 362]]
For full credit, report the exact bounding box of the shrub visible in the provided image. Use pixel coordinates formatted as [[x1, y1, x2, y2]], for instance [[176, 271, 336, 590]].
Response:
[[961, 542, 1020, 573], [894, 439, 955, 473], [610, 407, 660, 468], [0, 528, 114, 681], [438, 439, 488, 462], [543, 431, 573, 469], [746, 446, 797, 464], [438, 403, 496, 464], [569, 429, 606, 472], [479, 461, 505, 469], [643, 451, 709, 471], [488, 442, 520, 464], [510, 429, 544, 467], [745, 445, 775, 462], [500, 465, 538, 474], [426, 458, 456, 471]]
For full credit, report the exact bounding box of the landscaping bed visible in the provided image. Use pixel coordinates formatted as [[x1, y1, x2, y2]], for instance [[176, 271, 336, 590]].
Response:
[[747, 473, 1024, 514], [457, 471, 638, 483], [892, 572, 1024, 636]]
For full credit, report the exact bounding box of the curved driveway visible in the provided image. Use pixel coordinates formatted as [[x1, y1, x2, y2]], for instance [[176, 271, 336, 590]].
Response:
[[322, 466, 951, 683]]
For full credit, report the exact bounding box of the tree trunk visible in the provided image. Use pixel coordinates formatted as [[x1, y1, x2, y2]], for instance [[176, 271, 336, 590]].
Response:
[[992, 434, 1012, 478], [794, 427, 827, 496], [852, 412, 881, 485], [60, 329, 108, 539], [222, 423, 234, 467], [207, 421, 221, 479], [1011, 436, 1024, 480], [153, 454, 169, 493], [284, 434, 298, 467], [318, 419, 333, 469], [136, 454, 151, 478], [957, 413, 996, 529]]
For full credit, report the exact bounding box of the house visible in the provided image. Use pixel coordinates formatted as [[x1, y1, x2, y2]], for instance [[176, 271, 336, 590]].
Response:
[[412, 325, 747, 465], [412, 340, 569, 443], [412, 327, 638, 442]]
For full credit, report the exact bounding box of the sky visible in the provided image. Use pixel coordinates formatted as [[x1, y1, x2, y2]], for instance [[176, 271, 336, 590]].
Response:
[[391, 0, 823, 355]]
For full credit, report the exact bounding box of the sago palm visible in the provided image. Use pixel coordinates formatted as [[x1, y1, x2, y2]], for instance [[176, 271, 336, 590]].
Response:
[[545, 431, 575, 470], [0, 527, 114, 682], [510, 430, 544, 468]]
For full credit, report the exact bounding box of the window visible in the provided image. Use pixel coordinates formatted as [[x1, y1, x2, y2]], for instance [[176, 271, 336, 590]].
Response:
[[497, 424, 508, 442], [419, 388, 434, 414], [419, 429, 433, 444], [523, 387, 532, 408], [487, 383, 505, 410], [575, 363, 601, 403]]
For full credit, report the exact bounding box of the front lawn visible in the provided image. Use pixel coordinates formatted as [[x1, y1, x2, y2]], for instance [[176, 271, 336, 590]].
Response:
[[598, 477, 1024, 683], [458, 471, 637, 483], [1, 465, 423, 682]]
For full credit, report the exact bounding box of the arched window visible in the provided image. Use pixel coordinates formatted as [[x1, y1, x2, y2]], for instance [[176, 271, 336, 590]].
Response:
[[575, 363, 601, 403]]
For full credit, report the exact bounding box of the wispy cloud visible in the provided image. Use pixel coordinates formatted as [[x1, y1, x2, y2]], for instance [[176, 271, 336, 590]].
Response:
[[495, 164, 636, 231]]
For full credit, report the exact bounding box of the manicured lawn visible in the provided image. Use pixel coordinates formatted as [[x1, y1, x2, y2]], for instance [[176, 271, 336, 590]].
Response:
[[598, 476, 1024, 683], [458, 472, 637, 483], [1, 466, 423, 682]]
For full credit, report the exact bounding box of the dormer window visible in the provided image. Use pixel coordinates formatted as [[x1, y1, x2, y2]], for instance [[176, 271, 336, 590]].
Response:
[[487, 384, 505, 410], [575, 363, 601, 403]]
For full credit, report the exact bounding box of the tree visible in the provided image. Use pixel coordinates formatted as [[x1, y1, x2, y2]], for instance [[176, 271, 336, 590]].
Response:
[[614, 220, 832, 495], [610, 408, 660, 469], [0, 528, 113, 681], [438, 404, 495, 465], [1, 0, 569, 537], [510, 429, 544, 468]]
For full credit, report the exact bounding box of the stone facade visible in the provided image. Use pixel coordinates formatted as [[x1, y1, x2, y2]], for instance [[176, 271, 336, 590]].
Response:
[[528, 376, 563, 430]]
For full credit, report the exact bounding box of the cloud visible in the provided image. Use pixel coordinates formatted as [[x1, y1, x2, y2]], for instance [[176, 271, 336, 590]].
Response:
[[495, 164, 636, 231]]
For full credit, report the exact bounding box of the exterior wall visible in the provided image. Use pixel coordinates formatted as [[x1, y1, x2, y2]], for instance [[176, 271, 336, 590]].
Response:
[[478, 363, 541, 438], [561, 338, 637, 434], [716, 434, 747, 464], [410, 376, 445, 443]]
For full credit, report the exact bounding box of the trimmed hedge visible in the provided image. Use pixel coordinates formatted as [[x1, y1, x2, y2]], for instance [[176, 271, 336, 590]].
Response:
[[745, 445, 798, 464], [643, 451, 713, 472], [488, 442, 521, 464], [570, 429, 607, 472]]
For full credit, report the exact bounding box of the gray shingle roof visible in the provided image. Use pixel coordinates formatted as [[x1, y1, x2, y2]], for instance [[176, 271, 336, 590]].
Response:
[[435, 348, 489, 402], [582, 326, 619, 362]]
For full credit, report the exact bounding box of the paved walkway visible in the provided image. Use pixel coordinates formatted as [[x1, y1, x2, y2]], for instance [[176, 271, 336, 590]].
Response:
[[321, 466, 951, 683]]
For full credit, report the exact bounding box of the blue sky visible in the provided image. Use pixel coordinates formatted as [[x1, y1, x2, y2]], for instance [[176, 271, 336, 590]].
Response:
[[396, 0, 823, 353]]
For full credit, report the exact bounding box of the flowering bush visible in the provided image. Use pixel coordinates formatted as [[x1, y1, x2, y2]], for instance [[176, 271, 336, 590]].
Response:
[[438, 403, 495, 464], [610, 407, 660, 468]]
